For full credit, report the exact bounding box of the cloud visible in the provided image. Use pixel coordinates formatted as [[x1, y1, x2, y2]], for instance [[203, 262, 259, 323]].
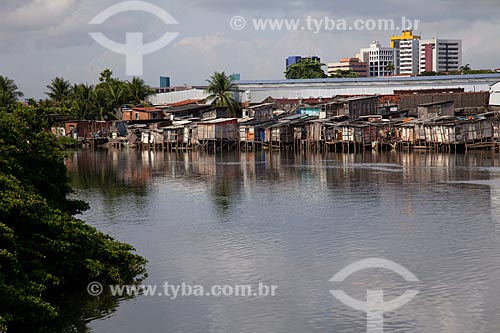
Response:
[[0, 0, 77, 31], [181, 0, 500, 21]]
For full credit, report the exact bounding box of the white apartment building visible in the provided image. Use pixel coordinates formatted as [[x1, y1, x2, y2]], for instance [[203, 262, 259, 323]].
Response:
[[419, 38, 462, 73], [390, 30, 421, 75], [357, 41, 397, 77], [398, 39, 420, 74]]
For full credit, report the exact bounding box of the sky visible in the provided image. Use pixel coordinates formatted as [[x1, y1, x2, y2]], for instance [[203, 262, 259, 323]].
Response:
[[1, 0, 500, 99]]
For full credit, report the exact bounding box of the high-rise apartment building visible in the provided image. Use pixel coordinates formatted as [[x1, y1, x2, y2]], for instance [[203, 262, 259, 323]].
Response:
[[419, 38, 462, 73], [390, 30, 421, 75]]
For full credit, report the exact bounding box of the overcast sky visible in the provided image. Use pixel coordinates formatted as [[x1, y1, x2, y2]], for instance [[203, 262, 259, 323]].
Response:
[[1, 0, 499, 98]]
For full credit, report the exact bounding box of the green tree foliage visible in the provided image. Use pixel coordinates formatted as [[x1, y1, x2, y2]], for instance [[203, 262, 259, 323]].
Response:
[[0, 76, 23, 109], [459, 64, 472, 72], [386, 62, 395, 74], [0, 106, 87, 214], [0, 106, 147, 332], [41, 70, 155, 121], [419, 65, 495, 77], [127, 76, 155, 105], [71, 83, 95, 120], [462, 69, 495, 74], [95, 69, 128, 120], [457, 64, 494, 75], [205, 71, 240, 115], [419, 71, 438, 76], [329, 69, 359, 78], [46, 77, 72, 104], [284, 59, 327, 79]]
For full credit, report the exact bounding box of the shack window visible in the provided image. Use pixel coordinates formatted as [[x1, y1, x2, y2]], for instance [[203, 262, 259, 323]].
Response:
[[135, 112, 139, 120]]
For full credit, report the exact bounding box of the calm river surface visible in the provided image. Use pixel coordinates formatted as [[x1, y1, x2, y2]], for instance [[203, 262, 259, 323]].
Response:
[[66, 149, 500, 333]]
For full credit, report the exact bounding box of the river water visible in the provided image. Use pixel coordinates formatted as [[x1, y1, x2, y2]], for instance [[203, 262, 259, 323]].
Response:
[[65, 149, 500, 333]]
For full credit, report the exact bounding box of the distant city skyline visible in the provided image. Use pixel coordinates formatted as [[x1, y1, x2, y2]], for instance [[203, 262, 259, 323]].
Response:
[[0, 0, 499, 98]]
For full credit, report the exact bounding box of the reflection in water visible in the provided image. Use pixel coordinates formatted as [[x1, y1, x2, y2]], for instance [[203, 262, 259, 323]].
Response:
[[38, 289, 124, 333], [64, 150, 500, 333]]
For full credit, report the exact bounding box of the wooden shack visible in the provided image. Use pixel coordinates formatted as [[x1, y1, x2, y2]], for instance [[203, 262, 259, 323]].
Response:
[[63, 120, 113, 139], [339, 121, 380, 149], [201, 107, 230, 120], [399, 115, 497, 151], [320, 96, 379, 120], [400, 121, 417, 143], [140, 129, 163, 146], [242, 103, 274, 121], [163, 120, 193, 149], [418, 101, 454, 119], [270, 123, 295, 145], [304, 120, 324, 142], [269, 114, 315, 148], [239, 119, 274, 143], [197, 118, 239, 141]]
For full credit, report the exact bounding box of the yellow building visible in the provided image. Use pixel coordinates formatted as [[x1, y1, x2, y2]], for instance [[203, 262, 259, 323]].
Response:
[[390, 30, 420, 48], [390, 30, 421, 75]]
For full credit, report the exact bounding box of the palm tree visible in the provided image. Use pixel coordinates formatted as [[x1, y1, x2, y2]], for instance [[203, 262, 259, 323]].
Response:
[[459, 64, 472, 73], [205, 72, 239, 115], [0, 76, 23, 107], [386, 62, 395, 75], [93, 81, 127, 120], [46, 77, 72, 103], [127, 76, 155, 105], [71, 83, 95, 120], [106, 82, 128, 115], [95, 70, 130, 119], [91, 88, 108, 121]]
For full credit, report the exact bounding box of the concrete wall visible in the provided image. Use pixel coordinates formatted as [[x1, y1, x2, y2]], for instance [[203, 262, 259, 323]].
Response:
[[418, 102, 454, 119], [148, 89, 209, 105], [399, 92, 490, 112], [235, 75, 500, 103]]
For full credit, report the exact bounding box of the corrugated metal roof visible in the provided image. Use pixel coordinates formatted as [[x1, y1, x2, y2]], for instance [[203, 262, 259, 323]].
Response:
[[199, 118, 237, 124], [268, 97, 334, 104], [164, 99, 205, 107], [244, 103, 275, 109], [161, 104, 212, 113], [132, 107, 161, 112], [418, 101, 454, 107], [281, 114, 307, 120]]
